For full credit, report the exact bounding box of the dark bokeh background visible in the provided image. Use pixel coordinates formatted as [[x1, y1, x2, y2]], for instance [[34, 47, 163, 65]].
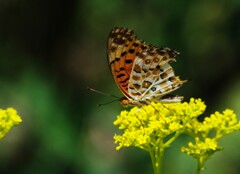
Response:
[[0, 0, 240, 174]]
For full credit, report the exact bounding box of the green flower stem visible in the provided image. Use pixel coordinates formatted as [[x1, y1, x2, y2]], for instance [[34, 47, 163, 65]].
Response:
[[164, 131, 182, 147], [148, 140, 165, 174], [149, 132, 181, 174], [195, 157, 205, 174], [149, 147, 157, 174]]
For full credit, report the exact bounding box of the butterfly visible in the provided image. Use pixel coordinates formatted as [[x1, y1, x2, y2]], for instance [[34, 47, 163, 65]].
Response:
[[107, 27, 187, 107]]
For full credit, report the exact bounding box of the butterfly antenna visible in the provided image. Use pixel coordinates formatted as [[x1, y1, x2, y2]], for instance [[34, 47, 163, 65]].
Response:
[[97, 98, 120, 107], [87, 87, 121, 99]]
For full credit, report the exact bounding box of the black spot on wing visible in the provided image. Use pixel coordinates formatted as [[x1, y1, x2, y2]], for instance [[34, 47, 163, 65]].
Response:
[[133, 42, 139, 47], [117, 74, 125, 78], [121, 51, 127, 57], [125, 59, 133, 64], [120, 77, 130, 84], [114, 67, 125, 72], [129, 49, 134, 54]]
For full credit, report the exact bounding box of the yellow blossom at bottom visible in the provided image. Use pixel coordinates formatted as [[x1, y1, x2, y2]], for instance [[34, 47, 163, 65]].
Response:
[[181, 109, 240, 159], [0, 108, 22, 139], [113, 98, 240, 174]]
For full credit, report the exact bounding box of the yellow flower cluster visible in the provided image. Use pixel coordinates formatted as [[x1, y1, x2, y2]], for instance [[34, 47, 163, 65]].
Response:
[[181, 137, 220, 158], [114, 98, 206, 150], [181, 109, 240, 159], [0, 108, 22, 139], [114, 98, 240, 173]]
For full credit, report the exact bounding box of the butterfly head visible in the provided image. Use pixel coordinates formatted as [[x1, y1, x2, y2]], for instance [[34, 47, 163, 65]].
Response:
[[119, 97, 133, 107], [119, 97, 148, 107]]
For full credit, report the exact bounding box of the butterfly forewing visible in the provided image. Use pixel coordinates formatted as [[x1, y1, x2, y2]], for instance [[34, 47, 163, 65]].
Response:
[[107, 27, 147, 99], [107, 27, 187, 106]]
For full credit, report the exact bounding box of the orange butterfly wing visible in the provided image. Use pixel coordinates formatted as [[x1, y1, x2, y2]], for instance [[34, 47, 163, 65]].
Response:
[[107, 27, 147, 99]]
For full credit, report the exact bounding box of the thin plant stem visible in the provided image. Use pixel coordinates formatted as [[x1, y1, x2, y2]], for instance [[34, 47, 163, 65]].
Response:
[[195, 160, 202, 174], [149, 140, 165, 174], [195, 157, 205, 174], [149, 147, 157, 174], [164, 131, 182, 147]]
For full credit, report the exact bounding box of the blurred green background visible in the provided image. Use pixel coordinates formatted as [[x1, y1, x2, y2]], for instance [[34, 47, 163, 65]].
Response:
[[0, 0, 240, 174]]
